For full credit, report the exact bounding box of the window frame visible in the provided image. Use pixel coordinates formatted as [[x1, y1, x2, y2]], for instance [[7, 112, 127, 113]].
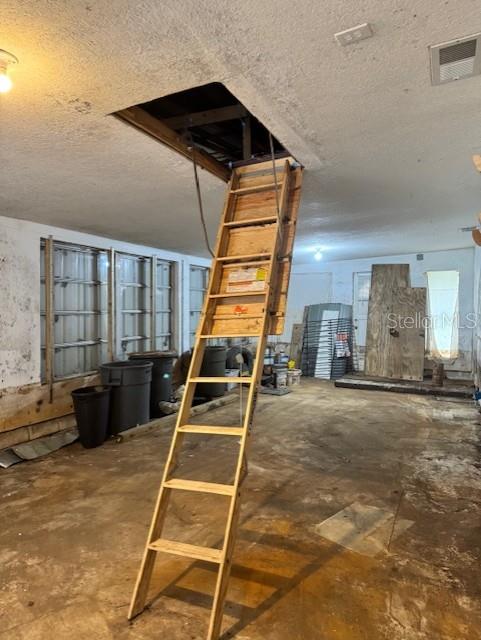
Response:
[[40, 240, 179, 383], [189, 265, 210, 346], [153, 257, 175, 352], [426, 269, 460, 359], [40, 238, 109, 382], [115, 251, 153, 357]]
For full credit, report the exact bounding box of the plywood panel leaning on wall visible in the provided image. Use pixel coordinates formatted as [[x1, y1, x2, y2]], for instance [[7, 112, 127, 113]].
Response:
[[396, 286, 427, 381], [365, 264, 426, 381]]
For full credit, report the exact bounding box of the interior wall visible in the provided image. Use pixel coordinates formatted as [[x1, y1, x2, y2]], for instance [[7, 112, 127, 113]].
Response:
[[0, 215, 210, 391], [281, 248, 474, 373], [473, 246, 481, 385]]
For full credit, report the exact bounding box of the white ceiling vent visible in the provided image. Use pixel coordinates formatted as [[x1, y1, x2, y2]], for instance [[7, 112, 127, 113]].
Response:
[[430, 33, 481, 85]]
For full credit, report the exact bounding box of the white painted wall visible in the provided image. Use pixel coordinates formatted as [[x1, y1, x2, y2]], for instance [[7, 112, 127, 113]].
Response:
[[473, 246, 481, 385], [0, 215, 209, 390], [281, 248, 475, 373]]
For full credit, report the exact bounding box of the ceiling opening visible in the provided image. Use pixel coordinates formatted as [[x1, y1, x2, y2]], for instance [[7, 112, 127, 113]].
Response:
[[113, 82, 290, 182]]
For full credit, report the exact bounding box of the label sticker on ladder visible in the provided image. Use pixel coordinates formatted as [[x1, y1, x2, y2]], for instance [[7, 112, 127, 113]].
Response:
[[233, 305, 249, 315], [256, 268, 267, 281], [226, 267, 266, 293]]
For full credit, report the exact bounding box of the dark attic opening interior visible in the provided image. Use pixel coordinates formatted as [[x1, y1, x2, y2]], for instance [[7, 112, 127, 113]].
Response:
[[113, 82, 290, 182]]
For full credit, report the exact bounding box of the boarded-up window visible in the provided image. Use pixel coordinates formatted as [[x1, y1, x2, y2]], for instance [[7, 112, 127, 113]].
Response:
[[189, 266, 209, 346], [40, 241, 109, 380], [155, 259, 174, 350], [116, 253, 152, 355]]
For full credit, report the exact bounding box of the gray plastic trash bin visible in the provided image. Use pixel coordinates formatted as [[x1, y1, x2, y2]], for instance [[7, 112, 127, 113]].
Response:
[[100, 361, 153, 434], [128, 351, 176, 418]]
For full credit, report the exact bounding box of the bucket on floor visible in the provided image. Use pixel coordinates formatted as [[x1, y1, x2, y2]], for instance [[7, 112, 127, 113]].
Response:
[[273, 365, 288, 388], [287, 369, 302, 386], [264, 347, 274, 365], [129, 351, 177, 418], [225, 368, 240, 391], [71, 385, 110, 449], [100, 361, 153, 434]]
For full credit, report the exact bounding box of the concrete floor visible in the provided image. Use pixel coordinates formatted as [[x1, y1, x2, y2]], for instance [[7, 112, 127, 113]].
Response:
[[1, 379, 480, 639]]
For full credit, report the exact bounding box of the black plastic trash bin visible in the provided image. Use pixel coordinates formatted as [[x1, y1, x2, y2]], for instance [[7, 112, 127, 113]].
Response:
[[71, 385, 110, 449], [129, 351, 176, 418], [100, 361, 153, 434]]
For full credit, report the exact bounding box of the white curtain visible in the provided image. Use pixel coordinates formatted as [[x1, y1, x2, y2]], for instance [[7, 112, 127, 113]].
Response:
[[426, 270, 459, 359]]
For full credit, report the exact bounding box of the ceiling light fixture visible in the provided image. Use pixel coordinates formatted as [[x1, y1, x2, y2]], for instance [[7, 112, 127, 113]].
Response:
[[0, 49, 19, 94], [314, 249, 323, 261]]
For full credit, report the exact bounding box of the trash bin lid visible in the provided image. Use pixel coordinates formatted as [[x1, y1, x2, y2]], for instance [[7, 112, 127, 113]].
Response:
[[100, 360, 154, 369], [128, 351, 178, 359]]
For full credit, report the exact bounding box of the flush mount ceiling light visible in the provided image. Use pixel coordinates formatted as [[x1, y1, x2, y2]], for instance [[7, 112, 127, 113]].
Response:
[[0, 49, 19, 93], [314, 249, 323, 261]]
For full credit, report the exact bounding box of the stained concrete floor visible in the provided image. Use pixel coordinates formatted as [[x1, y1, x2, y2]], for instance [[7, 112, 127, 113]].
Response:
[[1, 379, 481, 640]]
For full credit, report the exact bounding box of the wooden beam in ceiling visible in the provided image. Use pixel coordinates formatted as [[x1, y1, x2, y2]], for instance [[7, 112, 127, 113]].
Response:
[[114, 106, 231, 183], [242, 116, 252, 161], [163, 104, 248, 130]]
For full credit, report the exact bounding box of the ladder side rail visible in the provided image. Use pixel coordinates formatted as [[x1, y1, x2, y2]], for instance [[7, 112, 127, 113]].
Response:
[[206, 163, 292, 640], [128, 171, 238, 620]]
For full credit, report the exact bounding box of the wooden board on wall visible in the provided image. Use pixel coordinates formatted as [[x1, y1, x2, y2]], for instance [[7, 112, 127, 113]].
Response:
[[365, 264, 410, 378], [289, 323, 304, 367], [0, 374, 99, 433], [365, 264, 426, 381], [396, 287, 426, 381]]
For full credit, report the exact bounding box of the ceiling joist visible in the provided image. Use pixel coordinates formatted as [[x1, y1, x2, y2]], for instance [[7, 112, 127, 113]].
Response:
[[114, 106, 231, 182], [163, 104, 249, 130]]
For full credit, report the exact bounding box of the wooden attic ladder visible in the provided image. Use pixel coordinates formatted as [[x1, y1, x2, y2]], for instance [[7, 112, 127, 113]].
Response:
[[128, 156, 303, 639]]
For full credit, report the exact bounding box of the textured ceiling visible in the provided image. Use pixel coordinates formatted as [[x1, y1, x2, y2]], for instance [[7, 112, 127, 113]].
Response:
[[1, 0, 481, 262]]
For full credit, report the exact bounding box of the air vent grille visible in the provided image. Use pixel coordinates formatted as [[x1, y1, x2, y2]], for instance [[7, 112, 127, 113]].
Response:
[[439, 39, 476, 65], [430, 33, 481, 85]]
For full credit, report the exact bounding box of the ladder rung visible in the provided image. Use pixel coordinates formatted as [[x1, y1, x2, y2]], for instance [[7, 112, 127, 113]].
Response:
[[190, 376, 253, 384], [164, 478, 236, 496], [213, 314, 263, 320], [178, 425, 244, 436], [218, 253, 272, 263], [230, 182, 278, 195], [148, 538, 223, 563], [224, 216, 278, 228], [199, 333, 262, 338], [220, 259, 271, 269], [209, 291, 267, 299]]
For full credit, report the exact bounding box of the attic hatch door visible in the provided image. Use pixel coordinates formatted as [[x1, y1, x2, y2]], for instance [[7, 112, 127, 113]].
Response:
[[112, 82, 289, 182]]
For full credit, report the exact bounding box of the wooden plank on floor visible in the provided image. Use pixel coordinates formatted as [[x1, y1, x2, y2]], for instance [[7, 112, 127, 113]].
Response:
[[334, 376, 472, 398]]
